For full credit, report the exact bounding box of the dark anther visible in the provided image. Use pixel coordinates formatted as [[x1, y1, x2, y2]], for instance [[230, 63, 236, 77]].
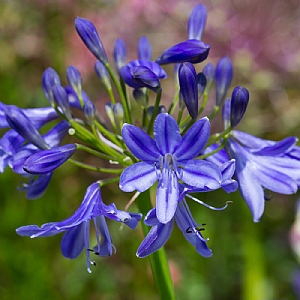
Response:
[[186, 227, 192, 233], [88, 248, 100, 255]]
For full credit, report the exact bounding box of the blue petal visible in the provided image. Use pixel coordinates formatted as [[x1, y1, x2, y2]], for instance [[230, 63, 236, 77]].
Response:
[[181, 160, 221, 189], [175, 201, 212, 257], [220, 160, 238, 193], [154, 113, 182, 155], [1, 130, 24, 155], [16, 222, 59, 237], [61, 223, 85, 259], [144, 208, 160, 226], [203, 144, 230, 166], [94, 216, 113, 256], [174, 117, 210, 160], [156, 171, 179, 224], [10, 148, 37, 175], [23, 173, 53, 200], [136, 219, 174, 258], [42, 121, 70, 148], [119, 162, 157, 192], [231, 130, 272, 149], [122, 124, 160, 162]]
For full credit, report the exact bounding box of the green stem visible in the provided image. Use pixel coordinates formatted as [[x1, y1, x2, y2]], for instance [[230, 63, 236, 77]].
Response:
[[147, 89, 162, 134], [68, 159, 123, 174], [105, 63, 132, 124], [136, 190, 176, 300]]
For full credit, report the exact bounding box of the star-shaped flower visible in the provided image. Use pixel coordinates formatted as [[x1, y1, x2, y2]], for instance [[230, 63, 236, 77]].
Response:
[[119, 113, 225, 224]]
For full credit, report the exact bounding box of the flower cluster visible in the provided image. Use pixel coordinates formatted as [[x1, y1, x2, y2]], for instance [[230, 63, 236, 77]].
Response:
[[0, 3, 299, 272]]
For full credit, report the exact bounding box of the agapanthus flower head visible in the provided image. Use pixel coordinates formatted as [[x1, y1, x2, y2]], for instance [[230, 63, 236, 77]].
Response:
[[230, 86, 249, 128], [155, 39, 210, 65], [75, 17, 108, 63], [16, 182, 142, 272], [42, 68, 61, 105], [188, 3, 207, 40], [23, 144, 77, 175], [178, 62, 198, 119], [113, 38, 127, 71], [215, 56, 233, 106], [120, 113, 230, 224], [138, 36, 152, 61]]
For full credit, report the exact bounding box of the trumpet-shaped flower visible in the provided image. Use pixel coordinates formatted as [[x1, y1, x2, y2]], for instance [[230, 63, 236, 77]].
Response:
[[17, 182, 142, 272], [119, 113, 227, 224]]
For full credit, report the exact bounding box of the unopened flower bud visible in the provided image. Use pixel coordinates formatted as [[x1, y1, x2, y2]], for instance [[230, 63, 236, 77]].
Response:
[[197, 72, 207, 98], [114, 38, 127, 71], [75, 17, 108, 63], [202, 62, 215, 91], [179, 62, 198, 119], [188, 4, 207, 40], [42, 68, 61, 105], [230, 86, 249, 128], [53, 85, 72, 119], [95, 60, 111, 90], [215, 56, 233, 106], [138, 36, 152, 61], [66, 66, 82, 96], [133, 89, 147, 108]]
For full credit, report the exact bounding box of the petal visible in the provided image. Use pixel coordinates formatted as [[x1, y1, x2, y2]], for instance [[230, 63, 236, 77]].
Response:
[[181, 160, 222, 189], [1, 130, 24, 155], [122, 124, 160, 162], [16, 222, 59, 238], [154, 113, 182, 155], [144, 208, 160, 226], [23, 173, 53, 200], [203, 144, 230, 166], [61, 224, 85, 259], [94, 216, 113, 256], [156, 172, 179, 224], [136, 220, 174, 258], [43, 121, 70, 148], [174, 117, 210, 160], [119, 162, 157, 192]]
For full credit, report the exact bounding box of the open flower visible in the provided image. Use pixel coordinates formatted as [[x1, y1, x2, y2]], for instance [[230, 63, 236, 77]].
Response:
[[119, 113, 226, 224], [17, 182, 142, 272]]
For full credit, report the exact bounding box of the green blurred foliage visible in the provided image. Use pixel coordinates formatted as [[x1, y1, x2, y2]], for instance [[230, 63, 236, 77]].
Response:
[[0, 0, 300, 299]]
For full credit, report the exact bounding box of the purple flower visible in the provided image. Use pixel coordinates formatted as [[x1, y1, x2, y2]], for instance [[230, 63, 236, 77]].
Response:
[[119, 113, 225, 224], [119, 60, 167, 92], [17, 182, 142, 272], [155, 39, 210, 65], [204, 131, 300, 222], [230, 86, 249, 128]]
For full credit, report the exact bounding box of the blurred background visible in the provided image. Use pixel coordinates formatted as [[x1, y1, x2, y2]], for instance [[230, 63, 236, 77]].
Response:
[[0, 0, 300, 299]]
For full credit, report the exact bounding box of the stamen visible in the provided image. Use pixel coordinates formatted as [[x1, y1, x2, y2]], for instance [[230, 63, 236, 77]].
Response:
[[186, 194, 232, 211]]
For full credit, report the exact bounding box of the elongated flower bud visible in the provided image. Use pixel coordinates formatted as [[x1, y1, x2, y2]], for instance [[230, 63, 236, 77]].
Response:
[[53, 85, 72, 119], [75, 17, 108, 63], [5, 106, 49, 150], [197, 72, 207, 98], [133, 89, 147, 108], [66, 66, 82, 96], [230, 86, 249, 128], [179, 62, 198, 119], [84, 99, 96, 125], [156, 39, 210, 65], [138, 36, 152, 61], [95, 60, 111, 90], [114, 38, 127, 71], [222, 98, 231, 130], [202, 62, 215, 90], [42, 68, 61, 105], [24, 144, 77, 174], [215, 56, 233, 106], [188, 4, 207, 40]]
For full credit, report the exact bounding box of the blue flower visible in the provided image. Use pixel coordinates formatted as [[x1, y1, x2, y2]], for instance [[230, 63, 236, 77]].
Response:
[[119, 113, 226, 224], [16, 182, 142, 272], [204, 131, 300, 222]]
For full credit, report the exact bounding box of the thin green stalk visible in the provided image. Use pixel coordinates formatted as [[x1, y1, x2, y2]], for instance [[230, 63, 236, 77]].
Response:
[[68, 159, 123, 174], [105, 63, 132, 124], [168, 86, 180, 115], [206, 126, 232, 148], [147, 89, 162, 134], [208, 105, 220, 120], [136, 190, 176, 300]]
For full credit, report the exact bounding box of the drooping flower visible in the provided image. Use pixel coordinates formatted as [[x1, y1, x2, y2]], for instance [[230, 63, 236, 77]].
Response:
[[204, 131, 300, 222], [119, 113, 228, 224], [16, 182, 142, 272]]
